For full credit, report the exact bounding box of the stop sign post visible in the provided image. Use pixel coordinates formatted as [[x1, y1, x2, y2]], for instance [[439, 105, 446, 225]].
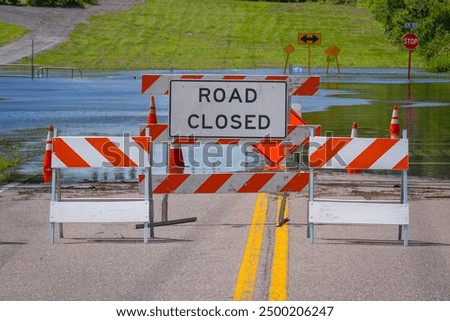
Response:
[[403, 33, 419, 80]]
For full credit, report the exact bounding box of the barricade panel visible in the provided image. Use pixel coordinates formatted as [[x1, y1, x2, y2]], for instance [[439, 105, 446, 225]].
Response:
[[309, 136, 408, 170], [52, 136, 151, 168], [49, 132, 153, 244], [151, 172, 309, 194], [307, 130, 410, 246]]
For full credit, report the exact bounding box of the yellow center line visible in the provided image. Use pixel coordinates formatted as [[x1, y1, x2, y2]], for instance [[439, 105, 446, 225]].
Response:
[[233, 193, 268, 301], [269, 194, 289, 300]]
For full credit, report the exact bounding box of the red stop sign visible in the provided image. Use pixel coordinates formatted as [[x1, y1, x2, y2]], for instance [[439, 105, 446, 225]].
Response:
[[403, 33, 419, 50]]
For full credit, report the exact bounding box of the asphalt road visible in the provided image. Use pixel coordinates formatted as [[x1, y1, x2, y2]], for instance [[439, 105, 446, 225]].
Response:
[[0, 0, 144, 64], [0, 175, 449, 301]]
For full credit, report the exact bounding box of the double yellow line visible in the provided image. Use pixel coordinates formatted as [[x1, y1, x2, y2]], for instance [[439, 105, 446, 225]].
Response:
[[233, 193, 289, 301]]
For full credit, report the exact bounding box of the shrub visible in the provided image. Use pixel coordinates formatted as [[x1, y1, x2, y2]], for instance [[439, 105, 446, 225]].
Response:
[[26, 0, 97, 7]]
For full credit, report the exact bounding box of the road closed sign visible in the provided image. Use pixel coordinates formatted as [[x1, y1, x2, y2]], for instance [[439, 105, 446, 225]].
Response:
[[169, 80, 287, 138]]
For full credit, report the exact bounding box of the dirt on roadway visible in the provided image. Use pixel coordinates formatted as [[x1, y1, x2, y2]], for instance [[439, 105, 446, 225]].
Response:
[[0, 0, 144, 64]]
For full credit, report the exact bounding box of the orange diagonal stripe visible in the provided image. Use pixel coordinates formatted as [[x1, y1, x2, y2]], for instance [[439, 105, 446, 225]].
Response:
[[86, 138, 137, 167], [216, 139, 240, 145], [348, 139, 398, 170], [131, 136, 151, 153], [148, 124, 168, 140], [265, 76, 288, 81], [238, 173, 275, 193], [292, 76, 320, 96], [153, 174, 190, 194], [309, 137, 351, 168], [181, 75, 203, 79], [393, 155, 409, 170], [223, 75, 246, 80], [53, 138, 90, 167], [195, 173, 233, 193], [280, 173, 309, 192], [141, 75, 160, 94]]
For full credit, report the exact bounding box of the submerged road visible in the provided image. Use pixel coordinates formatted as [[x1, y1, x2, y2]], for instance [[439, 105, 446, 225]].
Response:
[[0, 176, 449, 301]]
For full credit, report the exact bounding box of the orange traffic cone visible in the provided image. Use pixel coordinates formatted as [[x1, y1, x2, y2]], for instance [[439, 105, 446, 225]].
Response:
[[43, 125, 53, 183], [147, 95, 157, 125], [169, 144, 185, 168], [389, 105, 400, 138], [347, 122, 361, 174]]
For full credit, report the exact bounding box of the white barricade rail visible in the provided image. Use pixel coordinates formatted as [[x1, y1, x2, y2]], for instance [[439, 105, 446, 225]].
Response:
[[307, 129, 410, 246], [49, 132, 153, 244]]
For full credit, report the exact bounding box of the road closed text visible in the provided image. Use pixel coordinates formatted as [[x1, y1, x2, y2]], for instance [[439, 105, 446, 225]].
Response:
[[188, 114, 270, 131], [170, 80, 287, 138]]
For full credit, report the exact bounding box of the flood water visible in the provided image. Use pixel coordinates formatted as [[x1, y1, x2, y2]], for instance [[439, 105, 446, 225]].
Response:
[[0, 68, 449, 182]]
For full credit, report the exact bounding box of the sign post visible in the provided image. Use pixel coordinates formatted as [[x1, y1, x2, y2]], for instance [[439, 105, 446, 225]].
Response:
[[298, 33, 321, 75], [283, 44, 295, 75], [324, 45, 341, 74], [402, 33, 419, 80]]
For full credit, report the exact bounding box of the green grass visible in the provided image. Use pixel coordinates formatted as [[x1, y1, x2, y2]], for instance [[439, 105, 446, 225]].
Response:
[[17, 0, 422, 71], [0, 21, 29, 47], [0, 157, 21, 182]]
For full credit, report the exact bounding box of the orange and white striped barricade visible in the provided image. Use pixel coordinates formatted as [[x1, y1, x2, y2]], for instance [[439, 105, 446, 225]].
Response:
[[49, 129, 153, 243], [151, 171, 309, 194], [307, 128, 410, 246], [141, 74, 320, 96]]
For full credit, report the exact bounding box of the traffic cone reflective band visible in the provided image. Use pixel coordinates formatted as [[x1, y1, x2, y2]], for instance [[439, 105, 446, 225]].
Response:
[[390, 105, 400, 138], [147, 95, 157, 124], [347, 122, 361, 174], [43, 125, 53, 183]]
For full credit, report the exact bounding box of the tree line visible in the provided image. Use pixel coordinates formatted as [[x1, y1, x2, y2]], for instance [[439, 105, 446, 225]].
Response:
[[363, 0, 449, 72]]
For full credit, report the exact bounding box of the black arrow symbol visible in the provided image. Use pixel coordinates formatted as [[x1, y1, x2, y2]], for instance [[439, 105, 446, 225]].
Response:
[[301, 34, 319, 44]]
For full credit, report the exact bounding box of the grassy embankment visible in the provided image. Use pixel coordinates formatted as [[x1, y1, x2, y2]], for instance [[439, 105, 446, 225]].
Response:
[[0, 158, 21, 182], [0, 21, 29, 47], [16, 0, 423, 70], [0, 22, 29, 180]]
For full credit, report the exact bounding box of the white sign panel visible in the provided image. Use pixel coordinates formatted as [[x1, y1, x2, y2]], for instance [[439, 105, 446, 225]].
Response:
[[169, 80, 287, 138]]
